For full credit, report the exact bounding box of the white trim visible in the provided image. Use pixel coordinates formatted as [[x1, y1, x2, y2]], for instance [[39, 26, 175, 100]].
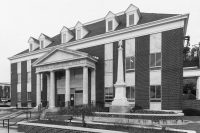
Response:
[[184, 69, 200, 77], [9, 14, 188, 63]]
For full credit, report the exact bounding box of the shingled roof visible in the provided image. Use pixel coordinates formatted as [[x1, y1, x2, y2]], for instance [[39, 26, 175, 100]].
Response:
[[15, 12, 179, 56]]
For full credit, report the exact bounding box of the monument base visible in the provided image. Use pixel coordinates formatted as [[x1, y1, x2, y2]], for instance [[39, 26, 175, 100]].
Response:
[[109, 105, 131, 113]]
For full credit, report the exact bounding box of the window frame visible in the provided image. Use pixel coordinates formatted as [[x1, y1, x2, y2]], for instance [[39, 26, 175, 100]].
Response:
[[40, 40, 44, 49], [27, 92, 31, 101], [108, 20, 113, 31], [104, 87, 113, 102], [126, 86, 135, 100], [18, 73, 21, 83], [17, 92, 21, 101], [150, 85, 162, 101], [125, 56, 135, 71], [76, 29, 81, 40], [30, 43, 33, 51], [150, 52, 162, 68], [62, 33, 66, 43], [129, 14, 134, 26]]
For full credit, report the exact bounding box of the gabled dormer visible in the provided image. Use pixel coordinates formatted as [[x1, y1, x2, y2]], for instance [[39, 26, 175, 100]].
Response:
[[28, 37, 39, 52], [105, 11, 120, 32], [60, 26, 74, 43], [125, 4, 141, 27], [38, 34, 52, 49], [74, 21, 89, 40]]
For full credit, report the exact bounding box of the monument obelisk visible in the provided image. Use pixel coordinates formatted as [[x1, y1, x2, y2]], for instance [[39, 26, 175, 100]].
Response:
[[110, 40, 130, 113]]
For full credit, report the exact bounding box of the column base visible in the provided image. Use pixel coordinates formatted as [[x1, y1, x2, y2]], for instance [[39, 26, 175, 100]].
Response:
[[109, 105, 131, 113]]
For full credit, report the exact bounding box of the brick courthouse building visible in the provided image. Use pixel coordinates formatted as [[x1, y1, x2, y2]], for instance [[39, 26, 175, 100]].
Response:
[[8, 4, 189, 110]]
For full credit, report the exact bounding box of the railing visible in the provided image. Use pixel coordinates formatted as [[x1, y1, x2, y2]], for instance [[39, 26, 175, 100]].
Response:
[[2, 111, 31, 133]]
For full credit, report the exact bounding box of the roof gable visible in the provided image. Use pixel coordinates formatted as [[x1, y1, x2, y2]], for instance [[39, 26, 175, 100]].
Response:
[[75, 21, 84, 28], [33, 47, 97, 66], [125, 4, 139, 13], [105, 11, 116, 19]]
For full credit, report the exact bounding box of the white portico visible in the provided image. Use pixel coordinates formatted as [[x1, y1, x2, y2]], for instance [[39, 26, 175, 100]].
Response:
[[32, 47, 98, 108]]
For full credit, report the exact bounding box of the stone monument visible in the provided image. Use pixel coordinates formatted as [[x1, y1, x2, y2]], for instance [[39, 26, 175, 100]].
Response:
[[109, 40, 130, 113]]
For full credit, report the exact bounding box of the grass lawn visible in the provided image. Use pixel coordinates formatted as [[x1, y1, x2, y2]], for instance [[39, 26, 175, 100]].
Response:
[[166, 116, 200, 133]]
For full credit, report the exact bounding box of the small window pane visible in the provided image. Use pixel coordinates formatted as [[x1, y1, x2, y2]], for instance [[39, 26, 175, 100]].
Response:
[[156, 86, 161, 98], [108, 21, 113, 31], [150, 86, 155, 98], [30, 44, 32, 51], [130, 56, 135, 69], [77, 30, 81, 39], [105, 87, 113, 100], [156, 53, 161, 66], [105, 60, 113, 73], [17, 92, 21, 101], [18, 74, 21, 83], [126, 87, 131, 99], [129, 14, 134, 25], [27, 92, 31, 101], [150, 54, 155, 67], [41, 40, 44, 48], [27, 72, 31, 83], [131, 86, 135, 99], [126, 57, 130, 70], [63, 34, 66, 43]]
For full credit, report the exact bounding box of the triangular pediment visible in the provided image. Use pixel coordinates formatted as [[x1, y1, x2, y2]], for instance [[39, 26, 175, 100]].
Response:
[[75, 21, 84, 28], [105, 11, 115, 19], [125, 4, 139, 13], [33, 47, 98, 66]]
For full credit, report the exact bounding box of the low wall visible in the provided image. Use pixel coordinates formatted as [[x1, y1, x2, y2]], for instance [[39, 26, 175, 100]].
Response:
[[182, 100, 200, 110], [45, 112, 184, 125], [18, 121, 194, 133]]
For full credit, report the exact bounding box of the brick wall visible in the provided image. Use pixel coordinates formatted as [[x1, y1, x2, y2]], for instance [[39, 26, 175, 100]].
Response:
[[0, 86, 2, 98], [31, 59, 37, 107], [11, 63, 17, 106], [135, 35, 150, 109], [183, 100, 200, 110], [79, 45, 104, 107], [21, 61, 27, 107], [162, 28, 183, 110]]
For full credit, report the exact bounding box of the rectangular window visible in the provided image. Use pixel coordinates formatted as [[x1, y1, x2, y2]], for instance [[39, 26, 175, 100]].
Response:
[[150, 85, 161, 101], [41, 40, 44, 48], [129, 14, 134, 25], [17, 62, 21, 74], [150, 53, 161, 67], [30, 44, 32, 51], [126, 56, 135, 70], [17, 92, 21, 101], [77, 30, 81, 39], [18, 74, 21, 83], [105, 60, 113, 73], [27, 92, 31, 101], [63, 34, 66, 43], [126, 86, 135, 100], [27, 72, 31, 83], [108, 21, 113, 31], [27, 60, 31, 72], [105, 87, 113, 102]]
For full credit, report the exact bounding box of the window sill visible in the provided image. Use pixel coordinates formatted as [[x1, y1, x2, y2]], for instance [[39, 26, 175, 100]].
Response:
[[126, 69, 135, 73], [150, 99, 161, 102], [150, 67, 161, 70]]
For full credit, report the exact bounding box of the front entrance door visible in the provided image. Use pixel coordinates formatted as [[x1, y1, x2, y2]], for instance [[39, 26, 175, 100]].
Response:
[[70, 94, 75, 106], [58, 94, 65, 107]]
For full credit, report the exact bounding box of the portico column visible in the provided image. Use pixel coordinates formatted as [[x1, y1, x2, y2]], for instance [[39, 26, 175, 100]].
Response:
[[83, 66, 88, 105], [46, 74, 50, 103], [91, 69, 96, 105], [65, 68, 70, 106], [196, 77, 200, 99], [36, 73, 41, 107], [49, 71, 55, 108]]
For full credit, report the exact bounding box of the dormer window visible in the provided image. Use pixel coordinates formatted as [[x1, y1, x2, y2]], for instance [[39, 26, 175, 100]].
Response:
[[105, 11, 119, 32], [74, 22, 89, 40], [125, 4, 141, 27], [77, 29, 81, 40], [129, 14, 134, 26], [108, 21, 113, 31], [40, 40, 44, 49], [63, 34, 66, 43], [28, 37, 39, 52]]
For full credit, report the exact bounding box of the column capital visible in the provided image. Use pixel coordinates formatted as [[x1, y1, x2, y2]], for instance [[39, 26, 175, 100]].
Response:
[[64, 67, 70, 70]]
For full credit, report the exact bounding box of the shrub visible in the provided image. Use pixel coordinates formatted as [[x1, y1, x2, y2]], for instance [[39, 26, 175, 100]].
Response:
[[183, 108, 200, 116]]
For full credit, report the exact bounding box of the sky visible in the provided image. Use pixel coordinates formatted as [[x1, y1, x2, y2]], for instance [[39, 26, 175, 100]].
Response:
[[0, 0, 200, 82]]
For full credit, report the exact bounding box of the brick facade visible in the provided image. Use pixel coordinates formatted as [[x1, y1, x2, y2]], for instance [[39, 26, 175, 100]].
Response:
[[182, 100, 200, 110], [11, 63, 17, 106], [79, 45, 105, 107], [135, 35, 150, 109], [21, 61, 27, 107], [162, 28, 183, 110]]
